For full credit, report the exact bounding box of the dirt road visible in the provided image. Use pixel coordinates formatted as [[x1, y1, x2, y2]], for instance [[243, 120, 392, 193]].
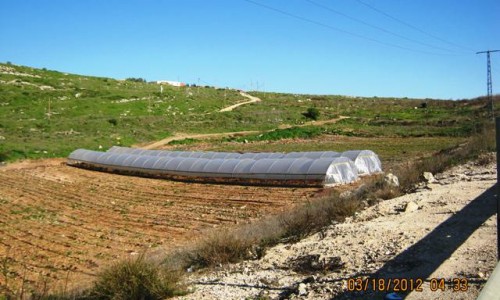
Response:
[[140, 116, 349, 150], [138, 89, 350, 149], [141, 130, 262, 150], [219, 92, 261, 112]]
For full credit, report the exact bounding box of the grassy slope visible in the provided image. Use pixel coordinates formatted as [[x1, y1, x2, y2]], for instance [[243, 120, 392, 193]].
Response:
[[0, 63, 492, 162], [0, 63, 246, 161]]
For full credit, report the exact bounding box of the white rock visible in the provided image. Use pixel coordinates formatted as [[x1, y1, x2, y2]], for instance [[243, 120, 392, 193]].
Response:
[[298, 283, 308, 295], [423, 172, 436, 183], [384, 173, 399, 187], [405, 201, 419, 213]]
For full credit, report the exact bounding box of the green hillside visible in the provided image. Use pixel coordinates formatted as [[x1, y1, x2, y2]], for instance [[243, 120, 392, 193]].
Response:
[[0, 62, 492, 162], [0, 63, 246, 161]]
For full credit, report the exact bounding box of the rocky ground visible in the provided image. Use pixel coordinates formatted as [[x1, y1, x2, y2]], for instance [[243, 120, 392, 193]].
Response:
[[175, 155, 498, 300]]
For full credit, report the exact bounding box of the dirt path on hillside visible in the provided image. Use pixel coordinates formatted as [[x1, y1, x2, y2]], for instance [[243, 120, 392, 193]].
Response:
[[176, 156, 497, 300], [140, 116, 350, 150], [138, 88, 349, 150], [141, 131, 261, 150], [219, 92, 261, 112]]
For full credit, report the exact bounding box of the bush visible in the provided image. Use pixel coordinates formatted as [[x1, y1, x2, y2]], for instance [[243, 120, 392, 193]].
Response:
[[108, 118, 118, 126], [88, 254, 183, 300], [303, 107, 320, 120]]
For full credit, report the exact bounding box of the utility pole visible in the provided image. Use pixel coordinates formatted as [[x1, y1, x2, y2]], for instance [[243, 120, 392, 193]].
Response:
[[477, 50, 500, 117]]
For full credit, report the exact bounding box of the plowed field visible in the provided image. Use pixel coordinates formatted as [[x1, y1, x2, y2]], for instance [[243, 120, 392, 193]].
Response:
[[0, 159, 318, 292]]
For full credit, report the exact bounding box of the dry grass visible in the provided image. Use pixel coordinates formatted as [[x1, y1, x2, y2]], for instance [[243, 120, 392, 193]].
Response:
[[183, 191, 362, 269], [279, 194, 361, 243], [186, 229, 257, 268]]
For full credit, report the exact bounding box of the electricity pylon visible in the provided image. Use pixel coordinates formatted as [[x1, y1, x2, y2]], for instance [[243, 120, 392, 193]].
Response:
[[477, 50, 500, 117]]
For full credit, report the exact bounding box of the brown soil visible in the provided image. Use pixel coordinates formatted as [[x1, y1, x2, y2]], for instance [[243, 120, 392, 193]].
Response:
[[0, 159, 319, 293]]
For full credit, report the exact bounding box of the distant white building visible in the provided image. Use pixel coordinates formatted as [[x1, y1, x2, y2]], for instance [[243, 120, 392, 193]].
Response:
[[156, 80, 186, 87]]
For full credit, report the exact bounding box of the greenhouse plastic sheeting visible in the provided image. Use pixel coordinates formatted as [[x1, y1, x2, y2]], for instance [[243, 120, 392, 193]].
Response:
[[68, 149, 359, 186], [341, 150, 382, 175], [107, 146, 342, 160], [106, 147, 382, 175]]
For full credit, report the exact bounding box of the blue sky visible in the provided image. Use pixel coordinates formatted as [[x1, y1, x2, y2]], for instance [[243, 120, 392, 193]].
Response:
[[1, 0, 499, 99]]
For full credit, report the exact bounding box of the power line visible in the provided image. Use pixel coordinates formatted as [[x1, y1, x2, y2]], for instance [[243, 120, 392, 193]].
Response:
[[304, 0, 463, 54], [355, 0, 476, 53], [242, 0, 460, 56]]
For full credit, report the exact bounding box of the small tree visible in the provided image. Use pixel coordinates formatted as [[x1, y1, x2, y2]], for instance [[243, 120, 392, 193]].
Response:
[[304, 107, 320, 120]]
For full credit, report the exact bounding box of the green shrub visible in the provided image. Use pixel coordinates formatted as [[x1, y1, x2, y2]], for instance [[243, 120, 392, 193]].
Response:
[[303, 107, 320, 120], [108, 118, 118, 126]]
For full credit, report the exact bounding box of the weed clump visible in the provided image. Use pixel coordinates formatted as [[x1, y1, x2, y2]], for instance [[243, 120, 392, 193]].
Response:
[[87, 254, 184, 300]]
